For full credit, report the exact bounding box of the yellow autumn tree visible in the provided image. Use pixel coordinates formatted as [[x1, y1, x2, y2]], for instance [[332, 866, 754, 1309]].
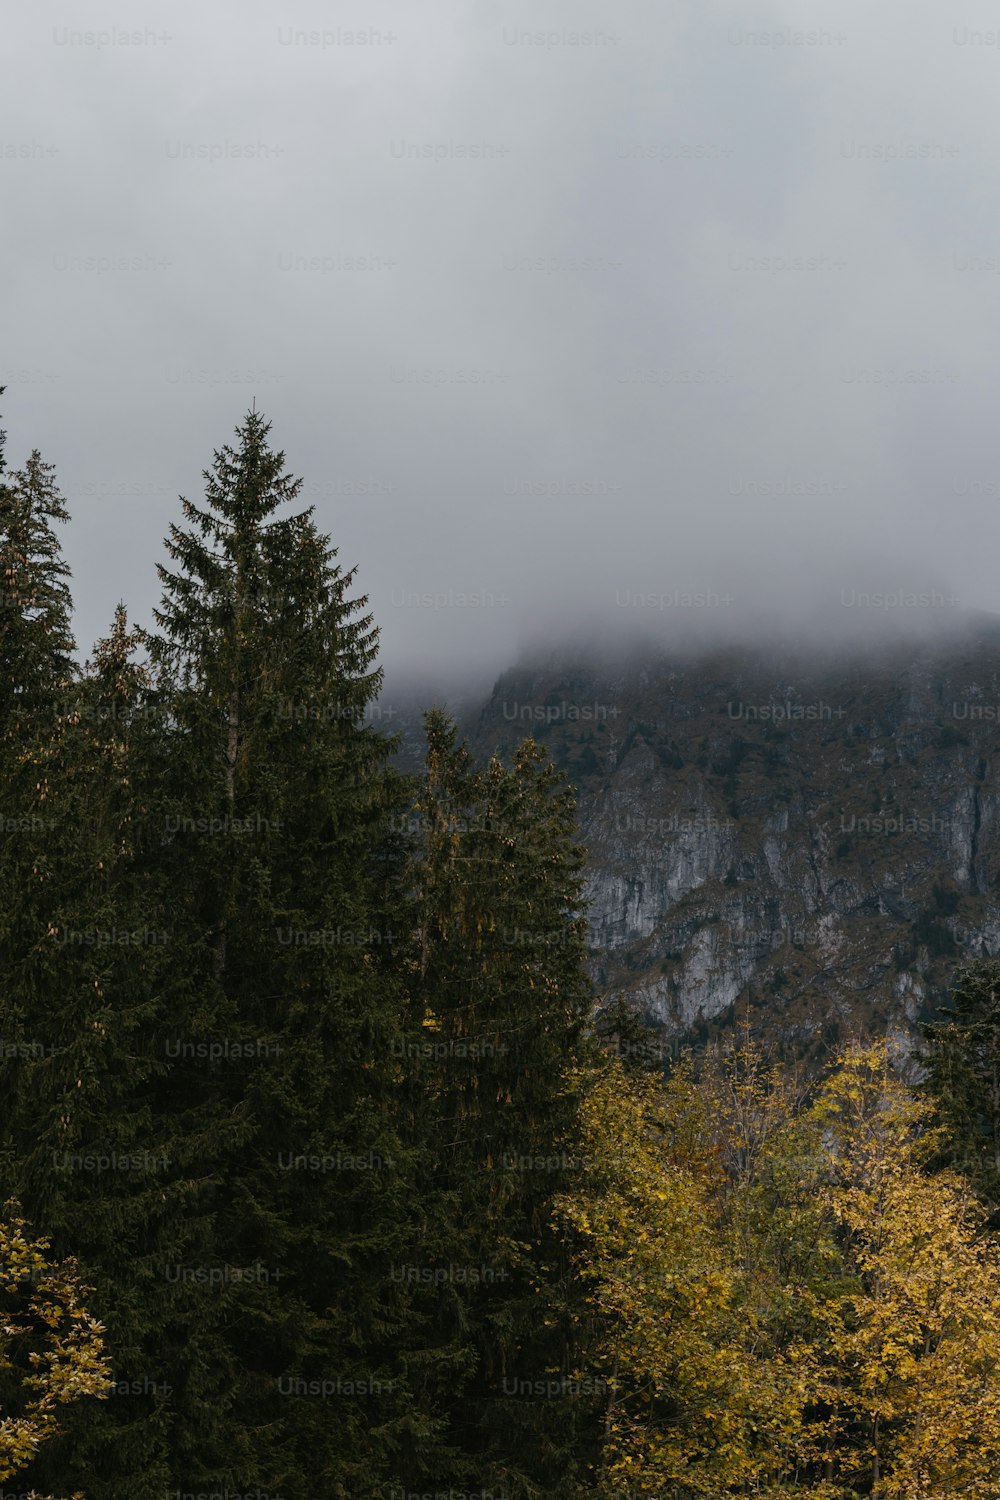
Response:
[[0, 1199, 111, 1500], [694, 1030, 846, 1493], [813, 1042, 1000, 1499], [554, 1053, 834, 1497], [557, 1032, 1000, 1498]]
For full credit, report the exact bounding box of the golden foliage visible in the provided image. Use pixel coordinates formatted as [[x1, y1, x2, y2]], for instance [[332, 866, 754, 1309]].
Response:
[[555, 1036, 1000, 1497], [0, 1201, 111, 1497]]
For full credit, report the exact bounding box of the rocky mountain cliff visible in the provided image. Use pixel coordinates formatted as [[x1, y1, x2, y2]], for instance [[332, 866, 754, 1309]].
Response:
[[420, 618, 1000, 1060]]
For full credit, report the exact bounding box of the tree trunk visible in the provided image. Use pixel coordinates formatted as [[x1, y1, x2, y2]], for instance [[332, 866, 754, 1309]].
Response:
[[213, 682, 239, 979]]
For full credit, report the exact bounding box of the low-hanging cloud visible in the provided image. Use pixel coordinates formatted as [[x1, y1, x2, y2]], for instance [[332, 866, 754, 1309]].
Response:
[[4, 0, 998, 692]]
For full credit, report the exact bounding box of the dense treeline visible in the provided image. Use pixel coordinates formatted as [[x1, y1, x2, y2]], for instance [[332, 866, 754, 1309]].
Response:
[[2, 398, 1000, 1498]]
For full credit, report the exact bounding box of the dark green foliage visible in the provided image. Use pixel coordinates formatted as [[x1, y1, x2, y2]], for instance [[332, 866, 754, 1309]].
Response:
[[919, 959, 1000, 1213], [932, 880, 961, 917], [403, 709, 601, 1496], [912, 911, 957, 957], [710, 736, 750, 781], [0, 407, 602, 1497], [573, 739, 601, 777], [894, 941, 915, 972], [128, 410, 427, 1497], [657, 741, 684, 770], [5, 609, 183, 1499], [593, 994, 667, 1076], [0, 447, 75, 732]]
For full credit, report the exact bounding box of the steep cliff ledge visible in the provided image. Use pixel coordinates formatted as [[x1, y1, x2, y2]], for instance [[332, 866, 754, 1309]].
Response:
[[453, 619, 1000, 1056]]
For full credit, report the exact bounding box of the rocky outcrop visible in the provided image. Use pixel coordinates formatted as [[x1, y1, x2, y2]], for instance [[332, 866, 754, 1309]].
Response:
[[455, 620, 1000, 1055]]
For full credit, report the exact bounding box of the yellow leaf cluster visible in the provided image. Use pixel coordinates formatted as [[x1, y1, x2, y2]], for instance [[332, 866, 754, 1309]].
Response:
[[554, 1040, 1000, 1497], [0, 1201, 111, 1490]]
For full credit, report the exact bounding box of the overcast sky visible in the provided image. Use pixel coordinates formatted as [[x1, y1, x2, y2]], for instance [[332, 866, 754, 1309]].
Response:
[[5, 0, 1000, 689]]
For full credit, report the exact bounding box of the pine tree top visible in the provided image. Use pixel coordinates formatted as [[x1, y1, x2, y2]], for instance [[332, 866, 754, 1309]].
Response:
[[148, 408, 382, 701], [0, 445, 77, 719]]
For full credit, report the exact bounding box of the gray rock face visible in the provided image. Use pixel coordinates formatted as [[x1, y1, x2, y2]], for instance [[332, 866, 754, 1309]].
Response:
[[459, 622, 1000, 1054]]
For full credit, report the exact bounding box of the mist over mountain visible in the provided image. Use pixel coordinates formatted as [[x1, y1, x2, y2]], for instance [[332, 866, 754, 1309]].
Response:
[[9, 0, 1000, 683]]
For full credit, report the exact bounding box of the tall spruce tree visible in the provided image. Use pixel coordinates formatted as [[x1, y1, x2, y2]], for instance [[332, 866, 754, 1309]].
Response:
[[0, 412, 76, 974], [132, 409, 427, 1497], [0, 435, 78, 982], [0, 446, 76, 732], [404, 709, 601, 1497], [0, 430, 78, 1071], [0, 428, 79, 1161]]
